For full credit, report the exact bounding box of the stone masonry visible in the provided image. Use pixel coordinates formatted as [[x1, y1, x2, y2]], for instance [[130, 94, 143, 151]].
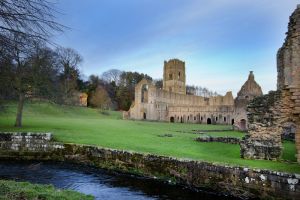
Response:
[[241, 5, 300, 162], [124, 58, 263, 131]]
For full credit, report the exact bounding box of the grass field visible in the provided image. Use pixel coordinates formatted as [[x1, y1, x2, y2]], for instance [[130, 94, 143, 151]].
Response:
[[0, 101, 299, 173], [0, 179, 93, 200]]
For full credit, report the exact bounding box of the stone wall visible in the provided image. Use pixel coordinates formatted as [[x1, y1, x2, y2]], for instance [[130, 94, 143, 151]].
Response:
[[0, 132, 64, 159], [276, 4, 300, 162], [241, 5, 300, 162], [0, 132, 299, 199], [240, 91, 283, 160], [195, 136, 241, 144]]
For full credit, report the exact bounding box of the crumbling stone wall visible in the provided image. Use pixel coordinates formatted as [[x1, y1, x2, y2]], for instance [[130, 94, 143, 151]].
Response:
[[240, 91, 283, 160], [0, 132, 64, 159], [241, 5, 300, 162], [277, 5, 300, 162]]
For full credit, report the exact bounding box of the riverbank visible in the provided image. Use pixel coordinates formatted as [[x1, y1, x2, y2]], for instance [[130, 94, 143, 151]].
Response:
[[0, 132, 299, 199], [0, 179, 93, 200], [0, 160, 236, 200]]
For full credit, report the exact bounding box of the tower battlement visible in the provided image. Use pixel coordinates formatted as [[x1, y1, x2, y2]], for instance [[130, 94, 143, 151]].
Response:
[[163, 59, 186, 94]]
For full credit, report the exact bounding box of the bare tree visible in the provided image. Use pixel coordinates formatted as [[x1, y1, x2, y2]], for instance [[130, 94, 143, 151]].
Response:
[[0, 0, 66, 127], [101, 69, 122, 85], [0, 0, 64, 48], [154, 79, 163, 89], [90, 86, 112, 109], [56, 47, 83, 104], [3, 36, 62, 127]]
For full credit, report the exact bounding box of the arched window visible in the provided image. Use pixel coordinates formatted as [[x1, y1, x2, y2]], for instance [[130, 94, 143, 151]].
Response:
[[240, 119, 247, 130], [170, 117, 175, 123], [141, 84, 148, 103]]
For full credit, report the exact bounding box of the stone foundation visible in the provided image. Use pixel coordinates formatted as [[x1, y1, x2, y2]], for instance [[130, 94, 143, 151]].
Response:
[[195, 136, 240, 144], [240, 135, 282, 160]]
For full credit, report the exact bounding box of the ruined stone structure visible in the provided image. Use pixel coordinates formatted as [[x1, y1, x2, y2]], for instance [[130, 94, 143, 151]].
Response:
[[234, 71, 263, 130], [79, 92, 88, 107], [163, 59, 186, 94], [124, 58, 262, 130], [241, 5, 300, 162]]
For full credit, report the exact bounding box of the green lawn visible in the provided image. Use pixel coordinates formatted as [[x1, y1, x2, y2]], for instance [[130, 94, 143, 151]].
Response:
[[0, 180, 93, 200], [0, 101, 299, 173]]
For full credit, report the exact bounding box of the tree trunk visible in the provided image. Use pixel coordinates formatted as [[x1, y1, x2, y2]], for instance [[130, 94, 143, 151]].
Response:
[[15, 93, 25, 127]]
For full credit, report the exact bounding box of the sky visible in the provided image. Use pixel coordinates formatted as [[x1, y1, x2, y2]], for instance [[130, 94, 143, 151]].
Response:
[[54, 0, 299, 96]]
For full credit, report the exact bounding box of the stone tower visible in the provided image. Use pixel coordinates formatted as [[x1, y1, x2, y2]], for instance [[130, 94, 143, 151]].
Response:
[[163, 59, 186, 94], [236, 71, 263, 101]]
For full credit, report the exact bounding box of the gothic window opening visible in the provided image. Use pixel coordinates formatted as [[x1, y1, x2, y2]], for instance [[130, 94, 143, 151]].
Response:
[[207, 118, 212, 124], [141, 84, 149, 103]]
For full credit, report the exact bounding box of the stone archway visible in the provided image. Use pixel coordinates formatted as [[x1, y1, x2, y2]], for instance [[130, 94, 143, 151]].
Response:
[[240, 119, 246, 131], [207, 118, 212, 124], [232, 119, 234, 125], [143, 112, 146, 120], [180, 117, 183, 123], [170, 117, 175, 123], [141, 84, 148, 103]]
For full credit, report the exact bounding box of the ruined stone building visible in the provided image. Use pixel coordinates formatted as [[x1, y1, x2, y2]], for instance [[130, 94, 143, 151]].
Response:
[[241, 5, 300, 163], [124, 59, 263, 130]]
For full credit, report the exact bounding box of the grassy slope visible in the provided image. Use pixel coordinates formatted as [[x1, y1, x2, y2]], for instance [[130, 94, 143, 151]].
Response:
[[0, 180, 93, 200], [0, 101, 299, 173]]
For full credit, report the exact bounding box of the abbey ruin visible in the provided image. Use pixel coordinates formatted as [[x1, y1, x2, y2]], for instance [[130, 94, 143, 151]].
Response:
[[241, 5, 300, 163], [124, 59, 263, 131]]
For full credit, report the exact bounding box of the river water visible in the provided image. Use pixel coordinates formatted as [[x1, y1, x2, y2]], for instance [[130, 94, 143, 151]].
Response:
[[0, 161, 238, 200]]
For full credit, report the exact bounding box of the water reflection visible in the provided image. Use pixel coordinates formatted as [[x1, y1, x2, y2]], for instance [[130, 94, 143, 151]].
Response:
[[0, 161, 238, 200]]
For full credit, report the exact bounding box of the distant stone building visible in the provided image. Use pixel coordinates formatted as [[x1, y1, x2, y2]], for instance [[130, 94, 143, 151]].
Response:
[[234, 71, 263, 130], [79, 93, 88, 107], [124, 58, 262, 130], [240, 5, 300, 162]]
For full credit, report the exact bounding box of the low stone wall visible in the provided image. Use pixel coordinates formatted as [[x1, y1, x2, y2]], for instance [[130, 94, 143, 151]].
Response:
[[195, 136, 241, 144], [0, 132, 64, 159], [0, 132, 299, 199]]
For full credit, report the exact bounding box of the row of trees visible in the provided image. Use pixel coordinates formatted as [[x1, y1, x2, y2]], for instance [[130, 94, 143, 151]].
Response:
[[186, 85, 220, 97], [83, 70, 152, 111], [86, 70, 220, 111], [0, 0, 82, 127]]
